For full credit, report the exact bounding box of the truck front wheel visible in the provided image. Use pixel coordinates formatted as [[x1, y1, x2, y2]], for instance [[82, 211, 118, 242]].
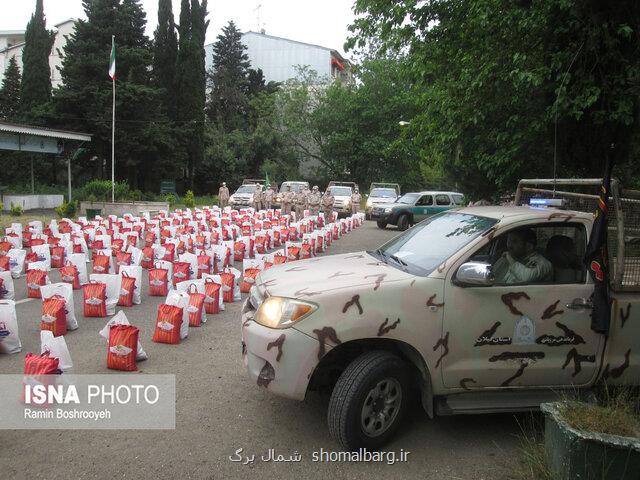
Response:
[[376, 220, 387, 229], [328, 351, 409, 450], [397, 214, 409, 231]]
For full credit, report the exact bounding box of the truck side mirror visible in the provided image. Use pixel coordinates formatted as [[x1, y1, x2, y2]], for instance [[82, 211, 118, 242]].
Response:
[[455, 262, 495, 287]]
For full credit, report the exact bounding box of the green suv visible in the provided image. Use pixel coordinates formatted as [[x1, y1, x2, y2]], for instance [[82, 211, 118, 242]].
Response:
[[370, 191, 465, 230]]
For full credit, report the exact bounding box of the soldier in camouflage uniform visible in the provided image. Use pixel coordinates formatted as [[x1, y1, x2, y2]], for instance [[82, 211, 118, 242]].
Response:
[[322, 189, 335, 221], [351, 188, 361, 215], [294, 189, 307, 220], [263, 184, 275, 210], [308, 186, 322, 216], [282, 185, 293, 215], [253, 185, 263, 211]]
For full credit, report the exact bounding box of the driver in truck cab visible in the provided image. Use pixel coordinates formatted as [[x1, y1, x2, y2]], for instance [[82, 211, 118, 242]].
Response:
[[493, 228, 553, 284]]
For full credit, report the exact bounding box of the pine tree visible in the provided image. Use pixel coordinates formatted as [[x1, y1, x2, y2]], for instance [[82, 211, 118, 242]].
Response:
[[20, 0, 54, 121], [0, 57, 22, 121], [153, 0, 178, 120], [54, 0, 170, 190], [207, 21, 250, 131]]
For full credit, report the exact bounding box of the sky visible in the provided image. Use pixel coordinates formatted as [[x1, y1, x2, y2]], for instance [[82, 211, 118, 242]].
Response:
[[0, 0, 356, 55]]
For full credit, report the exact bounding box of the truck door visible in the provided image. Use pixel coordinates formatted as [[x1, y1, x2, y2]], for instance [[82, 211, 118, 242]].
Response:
[[414, 195, 433, 222], [441, 220, 605, 389]]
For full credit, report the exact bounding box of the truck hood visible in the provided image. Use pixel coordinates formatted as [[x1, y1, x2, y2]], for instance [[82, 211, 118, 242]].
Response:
[[257, 252, 414, 298], [372, 201, 405, 209]]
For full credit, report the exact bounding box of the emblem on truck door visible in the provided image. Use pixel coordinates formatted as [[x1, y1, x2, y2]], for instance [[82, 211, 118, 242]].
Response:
[[513, 316, 535, 345]]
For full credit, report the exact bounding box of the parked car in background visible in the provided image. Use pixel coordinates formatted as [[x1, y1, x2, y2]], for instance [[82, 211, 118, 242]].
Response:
[[371, 191, 465, 230], [229, 184, 260, 208], [273, 181, 309, 208], [326, 182, 357, 216], [365, 183, 401, 219]]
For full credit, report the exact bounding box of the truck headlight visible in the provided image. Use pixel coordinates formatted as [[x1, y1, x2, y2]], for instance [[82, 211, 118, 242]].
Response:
[[366, 199, 372, 208], [384, 207, 392, 213], [255, 296, 317, 329]]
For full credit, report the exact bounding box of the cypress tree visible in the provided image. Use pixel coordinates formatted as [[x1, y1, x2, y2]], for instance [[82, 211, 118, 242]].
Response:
[[0, 57, 22, 121], [20, 0, 54, 121], [153, 0, 178, 120], [206, 21, 250, 131]]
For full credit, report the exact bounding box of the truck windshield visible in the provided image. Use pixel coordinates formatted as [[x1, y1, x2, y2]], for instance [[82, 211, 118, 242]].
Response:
[[370, 189, 397, 198], [372, 212, 497, 275], [236, 185, 256, 193], [281, 182, 306, 192], [330, 187, 352, 196]]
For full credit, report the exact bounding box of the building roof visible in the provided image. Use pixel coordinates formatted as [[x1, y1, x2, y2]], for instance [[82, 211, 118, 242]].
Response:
[[235, 31, 349, 63], [54, 19, 76, 28], [0, 121, 91, 142], [0, 30, 25, 36]]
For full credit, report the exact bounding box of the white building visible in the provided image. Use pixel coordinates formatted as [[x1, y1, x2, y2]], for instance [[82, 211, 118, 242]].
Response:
[[0, 19, 76, 88], [205, 31, 351, 84]]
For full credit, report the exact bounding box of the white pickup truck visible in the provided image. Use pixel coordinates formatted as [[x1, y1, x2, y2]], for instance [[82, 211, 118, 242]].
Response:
[[241, 179, 639, 449]]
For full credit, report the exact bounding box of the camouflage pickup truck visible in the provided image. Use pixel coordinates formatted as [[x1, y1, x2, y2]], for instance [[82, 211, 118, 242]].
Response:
[[371, 190, 465, 230], [241, 179, 639, 450]]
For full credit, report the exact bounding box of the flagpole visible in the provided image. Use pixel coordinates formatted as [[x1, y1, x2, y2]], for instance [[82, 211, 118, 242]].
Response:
[[111, 35, 115, 203]]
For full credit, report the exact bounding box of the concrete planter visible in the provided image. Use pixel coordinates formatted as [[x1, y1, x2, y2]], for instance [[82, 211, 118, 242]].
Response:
[[79, 201, 169, 218], [2, 194, 64, 211], [542, 402, 640, 480]]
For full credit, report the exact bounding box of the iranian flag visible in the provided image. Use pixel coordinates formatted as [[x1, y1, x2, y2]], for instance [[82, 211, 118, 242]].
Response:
[[108, 37, 116, 80]]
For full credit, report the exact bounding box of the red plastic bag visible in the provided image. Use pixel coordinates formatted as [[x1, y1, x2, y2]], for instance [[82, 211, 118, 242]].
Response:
[[41, 295, 67, 337], [287, 246, 300, 262], [148, 265, 169, 296], [255, 236, 267, 254], [141, 246, 154, 269], [162, 243, 176, 262], [233, 241, 245, 262], [241, 268, 261, 293], [0, 256, 8, 272], [92, 252, 110, 274], [83, 282, 107, 317], [300, 243, 313, 260], [50, 246, 65, 269], [197, 251, 211, 278], [186, 284, 205, 327], [60, 262, 81, 289], [172, 261, 191, 285], [107, 324, 139, 371], [219, 271, 235, 304], [27, 269, 48, 299], [115, 250, 132, 274], [118, 272, 136, 307], [24, 351, 60, 375], [152, 304, 182, 344], [0, 241, 11, 256], [204, 278, 221, 314], [111, 238, 124, 254], [273, 253, 287, 265]]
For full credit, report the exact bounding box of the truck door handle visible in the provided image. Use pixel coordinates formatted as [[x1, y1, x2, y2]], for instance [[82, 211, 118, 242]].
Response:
[[565, 298, 593, 310]]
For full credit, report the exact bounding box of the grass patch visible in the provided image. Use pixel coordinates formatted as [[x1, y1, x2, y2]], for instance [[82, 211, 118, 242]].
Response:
[[560, 388, 640, 439], [501, 415, 552, 480]]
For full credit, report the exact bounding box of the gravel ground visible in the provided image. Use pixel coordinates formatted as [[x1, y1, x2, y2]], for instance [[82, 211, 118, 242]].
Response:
[[1, 220, 522, 480]]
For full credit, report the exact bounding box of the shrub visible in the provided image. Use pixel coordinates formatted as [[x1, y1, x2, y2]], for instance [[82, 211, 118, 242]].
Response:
[[164, 193, 178, 208], [184, 190, 195, 208], [55, 201, 77, 219], [9, 203, 23, 216], [79, 179, 130, 202]]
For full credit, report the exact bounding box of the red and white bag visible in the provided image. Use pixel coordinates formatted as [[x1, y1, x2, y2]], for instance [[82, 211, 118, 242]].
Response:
[[149, 263, 169, 296], [186, 283, 205, 327], [7, 248, 26, 278], [172, 261, 191, 285], [0, 300, 21, 354], [68, 253, 89, 285], [26, 269, 49, 298], [119, 265, 142, 305], [197, 250, 212, 278], [40, 330, 73, 370], [152, 304, 183, 344], [201, 276, 223, 314], [41, 283, 78, 330], [41, 295, 67, 337], [83, 281, 107, 317], [50, 245, 65, 269], [99, 311, 147, 360], [115, 250, 132, 274], [218, 267, 241, 303], [165, 291, 190, 339], [89, 274, 121, 316], [118, 272, 136, 307], [60, 261, 81, 289], [241, 259, 264, 293], [141, 246, 154, 269], [107, 324, 139, 371], [92, 251, 111, 274]]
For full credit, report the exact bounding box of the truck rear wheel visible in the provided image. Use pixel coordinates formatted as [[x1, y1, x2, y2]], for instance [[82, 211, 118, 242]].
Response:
[[328, 351, 408, 450], [397, 214, 409, 231], [376, 220, 387, 229]]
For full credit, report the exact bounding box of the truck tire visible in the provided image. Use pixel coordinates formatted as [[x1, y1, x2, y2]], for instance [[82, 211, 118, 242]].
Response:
[[328, 351, 409, 450], [376, 220, 387, 229], [397, 214, 409, 231]]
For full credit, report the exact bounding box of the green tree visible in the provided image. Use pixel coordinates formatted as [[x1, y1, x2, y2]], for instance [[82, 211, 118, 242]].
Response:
[[152, 0, 178, 120], [20, 0, 54, 122], [348, 0, 640, 198], [54, 0, 170, 190], [206, 21, 250, 131], [0, 57, 22, 121]]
